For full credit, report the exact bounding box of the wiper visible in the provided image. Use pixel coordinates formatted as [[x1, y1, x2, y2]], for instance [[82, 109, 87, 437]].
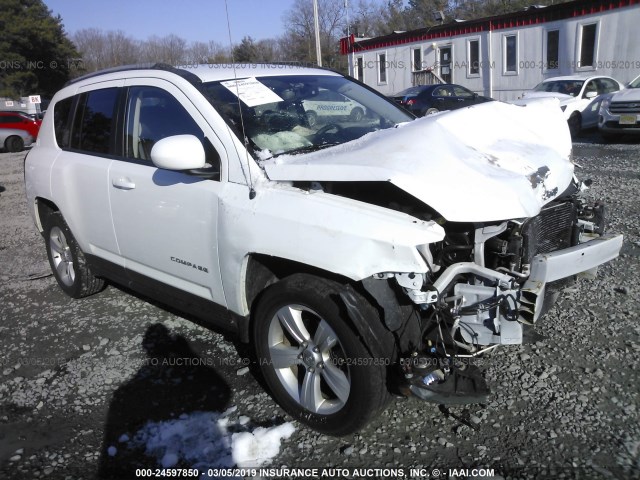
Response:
[[272, 142, 341, 158]]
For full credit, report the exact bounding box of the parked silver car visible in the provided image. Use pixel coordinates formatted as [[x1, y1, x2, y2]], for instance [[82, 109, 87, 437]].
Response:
[[0, 128, 33, 152], [599, 73, 640, 140]]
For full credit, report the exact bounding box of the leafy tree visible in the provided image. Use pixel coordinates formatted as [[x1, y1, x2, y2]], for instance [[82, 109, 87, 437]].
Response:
[[0, 0, 79, 98]]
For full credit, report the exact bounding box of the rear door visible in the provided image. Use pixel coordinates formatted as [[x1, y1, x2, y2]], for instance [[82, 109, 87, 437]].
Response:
[[50, 81, 124, 267], [108, 78, 227, 306]]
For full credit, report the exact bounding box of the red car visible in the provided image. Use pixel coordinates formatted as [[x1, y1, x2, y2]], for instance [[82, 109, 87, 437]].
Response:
[[0, 111, 42, 139]]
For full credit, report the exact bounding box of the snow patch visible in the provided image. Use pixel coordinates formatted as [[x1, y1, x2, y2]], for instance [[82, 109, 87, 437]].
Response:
[[129, 409, 295, 471], [231, 423, 296, 467]]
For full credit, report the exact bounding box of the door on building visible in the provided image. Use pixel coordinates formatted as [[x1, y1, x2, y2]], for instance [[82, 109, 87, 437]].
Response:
[[439, 46, 452, 83]]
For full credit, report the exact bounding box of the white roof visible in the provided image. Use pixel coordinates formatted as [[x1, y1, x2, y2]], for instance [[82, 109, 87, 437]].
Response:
[[541, 74, 613, 82], [182, 64, 341, 82]]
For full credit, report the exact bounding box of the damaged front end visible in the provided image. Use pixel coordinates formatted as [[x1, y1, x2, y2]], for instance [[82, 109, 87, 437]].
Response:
[[370, 181, 622, 405], [264, 99, 622, 405]]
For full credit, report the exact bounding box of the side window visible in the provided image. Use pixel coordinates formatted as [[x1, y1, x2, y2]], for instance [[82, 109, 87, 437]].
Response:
[[54, 97, 74, 148], [71, 88, 119, 154], [584, 80, 598, 97], [432, 86, 449, 97], [124, 86, 210, 163], [453, 86, 474, 98], [597, 78, 619, 94]]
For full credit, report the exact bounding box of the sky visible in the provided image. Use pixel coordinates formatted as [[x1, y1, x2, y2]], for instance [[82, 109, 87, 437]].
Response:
[[44, 0, 301, 46]]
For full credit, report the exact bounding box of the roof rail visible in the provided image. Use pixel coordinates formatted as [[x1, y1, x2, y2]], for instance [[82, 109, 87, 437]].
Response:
[[64, 63, 201, 87]]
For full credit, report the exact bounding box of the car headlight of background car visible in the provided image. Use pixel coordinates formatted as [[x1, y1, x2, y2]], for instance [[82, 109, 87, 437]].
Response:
[[599, 96, 612, 113]]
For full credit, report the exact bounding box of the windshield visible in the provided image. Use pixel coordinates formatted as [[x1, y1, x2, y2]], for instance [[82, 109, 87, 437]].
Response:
[[533, 80, 584, 96], [203, 74, 412, 158], [630, 76, 640, 88]]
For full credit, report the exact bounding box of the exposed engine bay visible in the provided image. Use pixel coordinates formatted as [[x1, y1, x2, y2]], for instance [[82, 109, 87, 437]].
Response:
[[294, 176, 621, 405]]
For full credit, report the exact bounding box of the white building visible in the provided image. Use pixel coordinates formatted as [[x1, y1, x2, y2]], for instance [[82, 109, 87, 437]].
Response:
[[340, 0, 640, 100]]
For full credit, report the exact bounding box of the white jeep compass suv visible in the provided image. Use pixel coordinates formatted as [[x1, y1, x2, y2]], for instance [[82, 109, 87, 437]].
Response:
[[24, 63, 622, 435]]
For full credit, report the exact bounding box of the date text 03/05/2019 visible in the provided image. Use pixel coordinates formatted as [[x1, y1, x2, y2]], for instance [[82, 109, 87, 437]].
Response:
[[134, 467, 497, 478]]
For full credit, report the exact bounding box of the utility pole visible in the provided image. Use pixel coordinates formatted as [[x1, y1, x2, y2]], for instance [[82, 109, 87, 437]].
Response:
[[313, 0, 322, 66]]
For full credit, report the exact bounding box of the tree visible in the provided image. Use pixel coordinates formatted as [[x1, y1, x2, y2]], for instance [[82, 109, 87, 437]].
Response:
[[232, 36, 259, 62], [0, 0, 79, 98], [74, 29, 140, 72], [282, 0, 349, 69]]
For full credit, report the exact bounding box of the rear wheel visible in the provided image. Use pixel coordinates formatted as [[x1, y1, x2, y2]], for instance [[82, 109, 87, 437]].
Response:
[[425, 107, 439, 116], [305, 111, 318, 127], [253, 274, 392, 435], [45, 212, 105, 298], [349, 107, 364, 122], [4, 136, 24, 152]]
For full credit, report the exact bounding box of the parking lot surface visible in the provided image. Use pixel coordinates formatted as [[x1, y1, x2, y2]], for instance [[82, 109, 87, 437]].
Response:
[[1, 134, 639, 479]]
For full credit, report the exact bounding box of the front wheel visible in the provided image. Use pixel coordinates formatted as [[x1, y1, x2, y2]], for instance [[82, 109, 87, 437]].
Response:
[[568, 112, 582, 137], [45, 212, 105, 298], [253, 274, 392, 435]]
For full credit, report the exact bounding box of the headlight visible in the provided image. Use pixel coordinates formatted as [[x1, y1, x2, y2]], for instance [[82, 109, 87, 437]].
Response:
[[600, 97, 611, 113]]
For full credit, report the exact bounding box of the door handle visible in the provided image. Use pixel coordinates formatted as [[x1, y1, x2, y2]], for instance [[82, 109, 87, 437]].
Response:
[[112, 177, 136, 190]]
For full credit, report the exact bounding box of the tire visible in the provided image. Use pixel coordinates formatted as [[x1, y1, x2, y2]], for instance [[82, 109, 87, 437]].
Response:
[[305, 111, 318, 127], [44, 212, 105, 298], [568, 112, 582, 137], [5, 136, 24, 153], [425, 107, 439, 116], [349, 107, 363, 122], [253, 273, 392, 435]]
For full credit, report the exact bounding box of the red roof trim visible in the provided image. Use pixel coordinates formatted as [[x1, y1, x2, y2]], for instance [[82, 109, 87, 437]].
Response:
[[340, 0, 639, 54]]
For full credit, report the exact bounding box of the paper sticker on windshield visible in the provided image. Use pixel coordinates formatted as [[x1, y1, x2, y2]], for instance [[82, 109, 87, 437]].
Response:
[[221, 77, 283, 107]]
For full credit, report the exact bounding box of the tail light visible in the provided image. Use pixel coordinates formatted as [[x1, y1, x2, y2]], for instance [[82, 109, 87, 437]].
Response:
[[406, 99, 416, 106]]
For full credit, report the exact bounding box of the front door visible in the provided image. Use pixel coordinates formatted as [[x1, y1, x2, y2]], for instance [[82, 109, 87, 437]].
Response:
[[439, 46, 452, 83], [108, 79, 227, 306]]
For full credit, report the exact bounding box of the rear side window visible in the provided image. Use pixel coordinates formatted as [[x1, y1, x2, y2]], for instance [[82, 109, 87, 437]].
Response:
[[0, 115, 21, 124], [54, 97, 74, 148], [71, 88, 119, 154]]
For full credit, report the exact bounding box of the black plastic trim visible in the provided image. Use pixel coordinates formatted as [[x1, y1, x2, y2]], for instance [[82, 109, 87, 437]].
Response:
[[64, 63, 202, 88], [85, 254, 249, 341]]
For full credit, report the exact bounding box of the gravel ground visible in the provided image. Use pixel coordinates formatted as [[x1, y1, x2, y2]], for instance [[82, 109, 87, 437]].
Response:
[[0, 133, 638, 480]]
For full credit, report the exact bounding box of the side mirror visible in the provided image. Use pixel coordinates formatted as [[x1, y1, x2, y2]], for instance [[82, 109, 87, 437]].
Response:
[[151, 135, 206, 171], [585, 91, 598, 99]]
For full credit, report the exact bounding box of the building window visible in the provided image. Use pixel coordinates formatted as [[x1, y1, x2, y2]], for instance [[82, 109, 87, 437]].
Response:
[[546, 30, 559, 70], [504, 34, 517, 74], [468, 39, 480, 76], [355, 57, 364, 81], [412, 48, 422, 71], [580, 23, 597, 68], [378, 53, 387, 83]]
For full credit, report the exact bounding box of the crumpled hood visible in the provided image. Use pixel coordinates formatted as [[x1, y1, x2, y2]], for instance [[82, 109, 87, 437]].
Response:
[[263, 99, 574, 222]]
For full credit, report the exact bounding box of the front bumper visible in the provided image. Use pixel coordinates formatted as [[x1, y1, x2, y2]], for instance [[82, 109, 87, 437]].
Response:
[[521, 234, 623, 323], [599, 110, 640, 134]]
